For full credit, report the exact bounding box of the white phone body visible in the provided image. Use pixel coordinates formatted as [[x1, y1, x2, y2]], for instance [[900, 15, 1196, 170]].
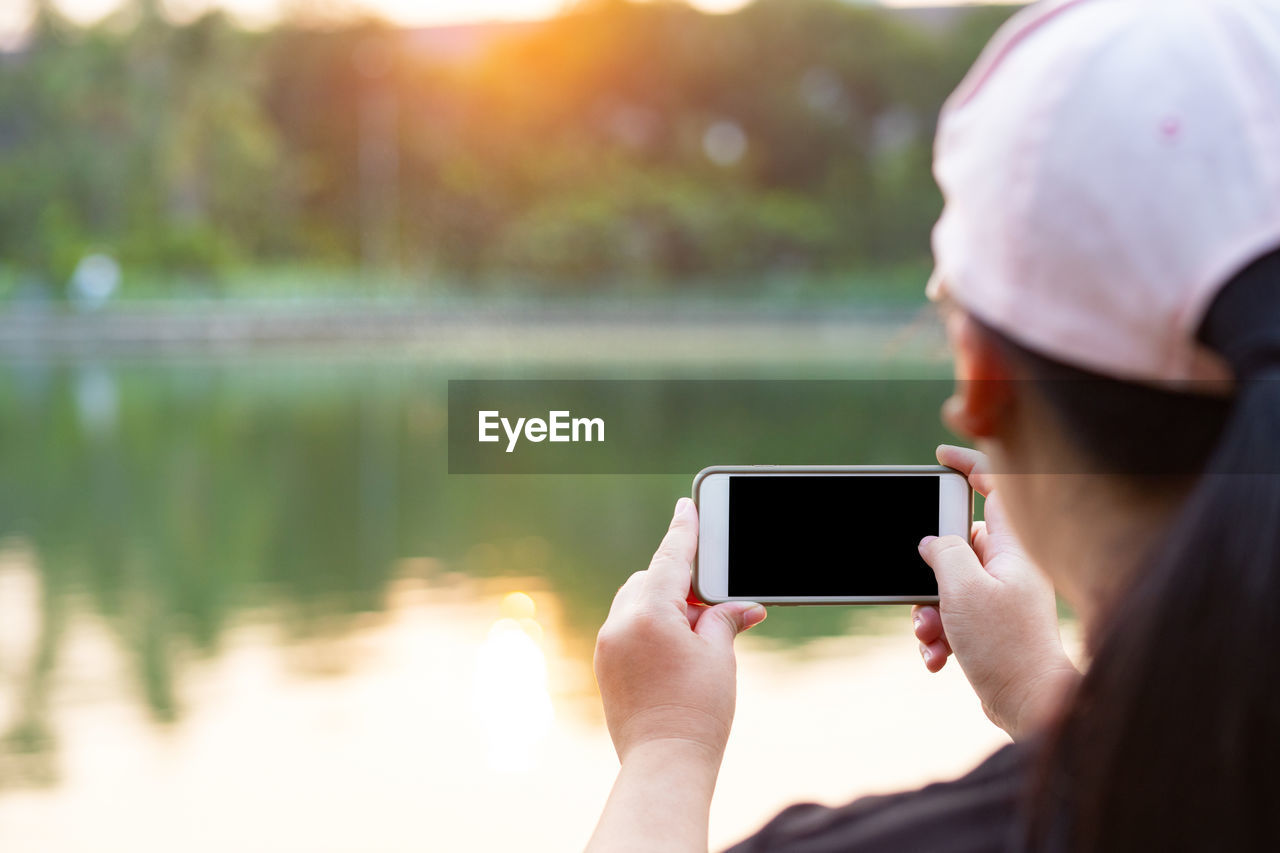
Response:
[[693, 465, 972, 605]]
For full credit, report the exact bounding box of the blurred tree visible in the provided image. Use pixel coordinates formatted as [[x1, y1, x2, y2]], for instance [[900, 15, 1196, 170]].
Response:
[[0, 1, 280, 291], [0, 0, 1014, 296]]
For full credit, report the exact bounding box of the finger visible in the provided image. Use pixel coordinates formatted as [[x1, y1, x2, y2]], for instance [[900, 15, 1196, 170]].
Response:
[[686, 602, 706, 628], [980, 491, 1027, 557], [919, 639, 950, 673], [919, 534, 993, 599], [609, 570, 647, 618], [912, 604, 945, 644], [645, 498, 699, 602], [970, 520, 989, 561], [693, 601, 767, 648], [936, 444, 996, 497]]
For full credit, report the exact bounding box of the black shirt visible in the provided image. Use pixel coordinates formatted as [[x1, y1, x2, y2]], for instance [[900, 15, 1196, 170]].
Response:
[[724, 744, 1031, 853]]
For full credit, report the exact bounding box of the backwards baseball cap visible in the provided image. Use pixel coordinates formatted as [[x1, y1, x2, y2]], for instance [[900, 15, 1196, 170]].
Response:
[[928, 0, 1280, 384]]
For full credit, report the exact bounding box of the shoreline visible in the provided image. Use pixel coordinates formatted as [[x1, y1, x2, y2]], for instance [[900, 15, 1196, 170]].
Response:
[[0, 304, 946, 364]]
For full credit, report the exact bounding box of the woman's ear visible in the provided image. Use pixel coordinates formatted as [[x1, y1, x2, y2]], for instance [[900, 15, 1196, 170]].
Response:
[[942, 310, 1016, 439]]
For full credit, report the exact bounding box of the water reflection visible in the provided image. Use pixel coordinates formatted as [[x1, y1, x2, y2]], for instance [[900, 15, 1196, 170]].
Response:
[[72, 364, 119, 439], [0, 358, 956, 732], [0, 547, 1028, 852], [473, 592, 554, 772], [0, 354, 1003, 851]]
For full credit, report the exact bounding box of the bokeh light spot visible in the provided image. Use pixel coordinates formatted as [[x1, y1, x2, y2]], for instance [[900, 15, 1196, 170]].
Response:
[[500, 591, 536, 620]]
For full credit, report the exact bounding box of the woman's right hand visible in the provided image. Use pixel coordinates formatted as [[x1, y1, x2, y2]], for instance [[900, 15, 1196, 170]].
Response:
[[913, 444, 1079, 741]]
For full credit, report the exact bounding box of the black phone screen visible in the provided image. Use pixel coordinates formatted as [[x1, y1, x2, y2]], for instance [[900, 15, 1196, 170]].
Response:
[[728, 475, 940, 597]]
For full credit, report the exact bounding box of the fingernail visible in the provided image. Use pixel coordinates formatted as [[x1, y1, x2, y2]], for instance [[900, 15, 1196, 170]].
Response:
[[912, 614, 922, 630], [918, 535, 937, 551], [920, 644, 931, 663], [743, 604, 767, 628], [673, 497, 693, 520]]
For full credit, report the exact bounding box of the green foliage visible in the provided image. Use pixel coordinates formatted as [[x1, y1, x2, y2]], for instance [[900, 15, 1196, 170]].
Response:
[[0, 4, 282, 290], [0, 0, 1013, 296]]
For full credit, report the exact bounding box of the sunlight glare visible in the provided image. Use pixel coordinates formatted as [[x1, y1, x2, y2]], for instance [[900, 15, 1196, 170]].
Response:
[[500, 590, 537, 620], [688, 0, 751, 13], [471, 595, 554, 773], [39, 0, 774, 31]]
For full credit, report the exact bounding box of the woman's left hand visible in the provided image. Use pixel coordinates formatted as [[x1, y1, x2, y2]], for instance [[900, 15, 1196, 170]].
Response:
[[594, 497, 768, 764]]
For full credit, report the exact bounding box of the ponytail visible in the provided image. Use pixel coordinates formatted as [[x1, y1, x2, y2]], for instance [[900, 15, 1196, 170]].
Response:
[[1031, 248, 1280, 851]]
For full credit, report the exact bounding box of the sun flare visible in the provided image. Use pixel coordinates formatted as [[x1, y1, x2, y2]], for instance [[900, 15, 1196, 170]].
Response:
[[471, 593, 555, 773]]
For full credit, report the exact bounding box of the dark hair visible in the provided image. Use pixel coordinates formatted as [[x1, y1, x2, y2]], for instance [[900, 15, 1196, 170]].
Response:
[[981, 247, 1280, 851]]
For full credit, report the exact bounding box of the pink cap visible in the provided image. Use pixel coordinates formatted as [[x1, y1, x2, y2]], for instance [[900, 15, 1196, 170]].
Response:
[[929, 0, 1280, 384]]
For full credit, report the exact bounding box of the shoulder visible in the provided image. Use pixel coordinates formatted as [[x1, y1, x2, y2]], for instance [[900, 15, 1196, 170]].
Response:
[[723, 743, 1032, 853]]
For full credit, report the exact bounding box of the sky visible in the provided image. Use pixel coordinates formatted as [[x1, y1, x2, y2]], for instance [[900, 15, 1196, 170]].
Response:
[[1, 0, 730, 34], [1, 0, 1018, 32]]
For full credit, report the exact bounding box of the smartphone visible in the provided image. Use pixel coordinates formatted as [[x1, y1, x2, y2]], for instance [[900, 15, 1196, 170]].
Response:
[[692, 465, 972, 605]]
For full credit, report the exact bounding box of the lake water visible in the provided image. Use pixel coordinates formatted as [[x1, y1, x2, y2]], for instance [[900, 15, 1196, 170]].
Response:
[[0, 326, 1022, 851]]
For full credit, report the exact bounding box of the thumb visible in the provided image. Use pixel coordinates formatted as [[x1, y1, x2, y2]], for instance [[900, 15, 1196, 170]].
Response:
[[919, 534, 991, 598], [694, 601, 767, 647], [978, 492, 1028, 558]]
